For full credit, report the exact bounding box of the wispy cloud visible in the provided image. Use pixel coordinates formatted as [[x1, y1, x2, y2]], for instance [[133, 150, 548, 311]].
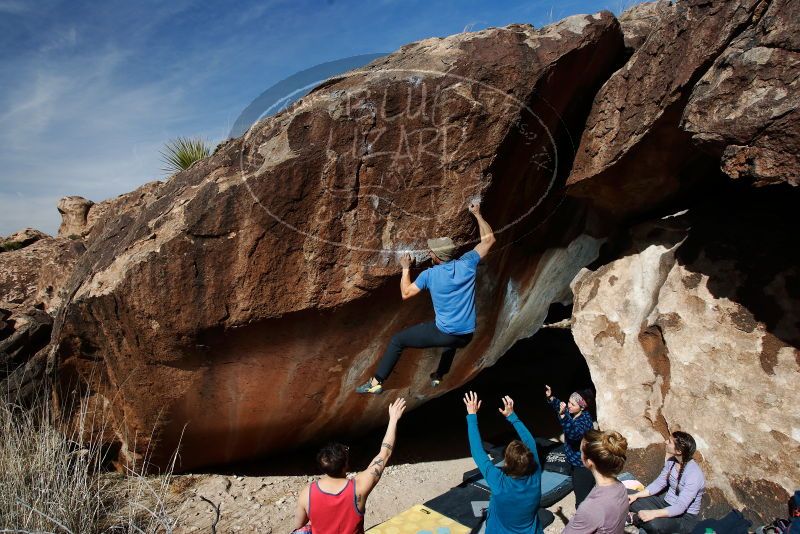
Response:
[[0, 0, 29, 14], [39, 26, 78, 53]]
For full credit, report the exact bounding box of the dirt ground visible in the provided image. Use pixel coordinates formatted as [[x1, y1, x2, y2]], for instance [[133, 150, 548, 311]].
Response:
[[166, 457, 577, 533]]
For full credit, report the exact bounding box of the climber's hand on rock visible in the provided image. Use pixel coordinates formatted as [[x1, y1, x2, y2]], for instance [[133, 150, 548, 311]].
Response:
[[388, 397, 406, 422], [468, 201, 480, 215], [498, 395, 514, 417], [463, 391, 481, 414], [399, 253, 413, 269]]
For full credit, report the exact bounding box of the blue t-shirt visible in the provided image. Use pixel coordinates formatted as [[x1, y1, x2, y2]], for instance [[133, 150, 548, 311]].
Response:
[[413, 250, 480, 335]]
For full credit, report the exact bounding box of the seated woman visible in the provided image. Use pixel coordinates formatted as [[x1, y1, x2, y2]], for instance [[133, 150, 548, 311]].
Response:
[[628, 431, 706, 534], [464, 391, 543, 534], [545, 385, 595, 506], [562, 429, 629, 534]]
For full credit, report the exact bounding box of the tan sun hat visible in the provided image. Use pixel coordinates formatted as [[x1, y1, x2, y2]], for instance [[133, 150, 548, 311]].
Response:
[[427, 237, 456, 262]]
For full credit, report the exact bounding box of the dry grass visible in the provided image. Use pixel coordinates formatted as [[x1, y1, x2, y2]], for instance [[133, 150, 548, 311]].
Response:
[[0, 388, 179, 533]]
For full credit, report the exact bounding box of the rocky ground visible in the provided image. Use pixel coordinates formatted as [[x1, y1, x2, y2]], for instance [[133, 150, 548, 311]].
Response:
[[163, 457, 577, 533]]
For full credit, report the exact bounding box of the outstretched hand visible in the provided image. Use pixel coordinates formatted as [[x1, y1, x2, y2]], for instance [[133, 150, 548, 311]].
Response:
[[544, 384, 552, 399], [498, 395, 514, 417], [399, 253, 413, 269], [388, 397, 406, 422], [463, 391, 481, 414], [468, 201, 480, 215]]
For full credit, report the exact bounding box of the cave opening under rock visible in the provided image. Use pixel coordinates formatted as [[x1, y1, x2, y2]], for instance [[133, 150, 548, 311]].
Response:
[[214, 301, 594, 477]]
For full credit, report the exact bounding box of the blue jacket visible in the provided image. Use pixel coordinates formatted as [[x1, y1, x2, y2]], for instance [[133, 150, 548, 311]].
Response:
[[467, 412, 543, 534], [548, 396, 593, 468]]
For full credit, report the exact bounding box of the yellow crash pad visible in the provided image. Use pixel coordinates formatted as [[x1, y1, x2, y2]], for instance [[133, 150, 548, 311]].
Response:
[[368, 504, 471, 534]]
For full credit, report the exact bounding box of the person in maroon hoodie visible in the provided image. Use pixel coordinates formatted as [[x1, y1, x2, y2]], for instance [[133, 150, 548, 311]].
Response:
[[292, 398, 406, 534]]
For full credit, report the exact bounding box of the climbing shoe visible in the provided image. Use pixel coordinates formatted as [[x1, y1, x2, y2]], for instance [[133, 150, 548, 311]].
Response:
[[355, 379, 383, 394], [430, 373, 442, 387]]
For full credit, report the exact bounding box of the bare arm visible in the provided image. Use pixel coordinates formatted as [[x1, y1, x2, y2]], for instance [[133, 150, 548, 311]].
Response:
[[629, 487, 652, 504], [399, 255, 421, 300], [355, 398, 406, 507], [469, 203, 495, 258], [291, 484, 310, 530]]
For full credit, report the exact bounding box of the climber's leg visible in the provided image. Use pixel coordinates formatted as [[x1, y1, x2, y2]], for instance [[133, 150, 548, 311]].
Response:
[[431, 333, 473, 385]]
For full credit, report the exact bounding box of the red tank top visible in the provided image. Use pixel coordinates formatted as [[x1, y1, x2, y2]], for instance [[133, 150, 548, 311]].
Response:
[[308, 478, 365, 534]]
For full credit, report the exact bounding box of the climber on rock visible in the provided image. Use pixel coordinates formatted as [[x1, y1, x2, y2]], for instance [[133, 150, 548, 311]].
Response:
[[356, 201, 496, 394]]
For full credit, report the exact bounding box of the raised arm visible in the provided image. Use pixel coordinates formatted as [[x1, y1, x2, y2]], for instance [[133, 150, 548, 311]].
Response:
[[399, 253, 422, 300], [498, 396, 540, 468], [545, 384, 564, 416], [355, 398, 406, 502], [469, 202, 495, 259], [464, 391, 501, 486]]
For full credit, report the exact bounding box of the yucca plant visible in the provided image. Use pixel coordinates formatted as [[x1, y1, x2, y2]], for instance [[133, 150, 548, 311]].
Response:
[[160, 137, 212, 175]]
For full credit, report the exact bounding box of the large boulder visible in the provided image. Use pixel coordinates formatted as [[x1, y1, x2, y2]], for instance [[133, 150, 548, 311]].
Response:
[[0, 307, 53, 383], [570, 187, 800, 523], [51, 14, 624, 469], [57, 196, 94, 238], [566, 0, 770, 217], [0, 238, 85, 311], [0, 228, 49, 251], [682, 0, 800, 186], [0, 237, 85, 403]]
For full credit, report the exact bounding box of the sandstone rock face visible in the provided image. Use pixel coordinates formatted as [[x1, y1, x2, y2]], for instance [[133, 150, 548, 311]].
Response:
[[84, 181, 163, 244], [566, 0, 768, 217], [682, 0, 800, 187], [57, 196, 94, 238], [0, 307, 53, 401], [571, 188, 800, 522], [0, 237, 85, 403], [0, 238, 85, 311], [617, 1, 673, 52], [52, 15, 623, 469]]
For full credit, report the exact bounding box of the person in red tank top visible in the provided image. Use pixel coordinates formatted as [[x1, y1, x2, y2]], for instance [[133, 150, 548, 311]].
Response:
[[292, 398, 406, 533]]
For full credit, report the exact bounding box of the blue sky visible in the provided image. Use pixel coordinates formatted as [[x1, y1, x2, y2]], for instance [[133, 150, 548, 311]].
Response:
[[0, 0, 641, 235]]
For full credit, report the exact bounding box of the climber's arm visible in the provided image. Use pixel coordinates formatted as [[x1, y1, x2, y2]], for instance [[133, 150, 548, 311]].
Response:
[[469, 203, 495, 259], [400, 253, 423, 300]]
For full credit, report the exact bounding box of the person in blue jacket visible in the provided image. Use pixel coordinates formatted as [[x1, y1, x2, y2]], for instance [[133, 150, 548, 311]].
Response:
[[464, 391, 543, 534], [545, 384, 595, 507]]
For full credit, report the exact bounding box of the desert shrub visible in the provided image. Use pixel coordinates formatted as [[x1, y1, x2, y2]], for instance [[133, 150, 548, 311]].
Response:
[[0, 387, 178, 533], [0, 241, 25, 252]]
